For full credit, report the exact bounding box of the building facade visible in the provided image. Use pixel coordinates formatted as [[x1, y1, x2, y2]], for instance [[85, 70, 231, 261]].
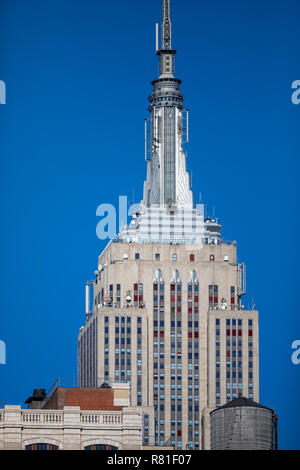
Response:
[[78, 0, 259, 450], [0, 405, 144, 450], [0, 384, 155, 450]]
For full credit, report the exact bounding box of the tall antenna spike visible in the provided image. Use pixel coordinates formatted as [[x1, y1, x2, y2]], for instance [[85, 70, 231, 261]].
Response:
[[162, 0, 172, 50]]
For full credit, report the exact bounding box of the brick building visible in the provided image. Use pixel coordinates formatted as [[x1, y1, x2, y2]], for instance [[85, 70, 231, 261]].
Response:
[[0, 383, 155, 450]]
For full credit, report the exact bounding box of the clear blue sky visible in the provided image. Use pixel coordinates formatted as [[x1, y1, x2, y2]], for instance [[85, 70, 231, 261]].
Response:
[[0, 0, 299, 449]]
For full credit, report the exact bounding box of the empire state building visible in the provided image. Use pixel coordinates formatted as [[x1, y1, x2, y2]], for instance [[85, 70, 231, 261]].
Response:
[[78, 0, 259, 450]]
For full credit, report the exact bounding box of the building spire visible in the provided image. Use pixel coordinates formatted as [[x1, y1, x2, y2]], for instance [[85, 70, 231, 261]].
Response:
[[161, 0, 172, 50], [157, 0, 176, 79]]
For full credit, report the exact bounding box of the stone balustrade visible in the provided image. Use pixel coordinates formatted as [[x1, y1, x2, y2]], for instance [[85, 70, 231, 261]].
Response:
[[0, 405, 145, 450]]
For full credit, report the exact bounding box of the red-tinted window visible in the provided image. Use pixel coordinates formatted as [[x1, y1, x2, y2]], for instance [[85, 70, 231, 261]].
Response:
[[190, 254, 195, 262], [231, 286, 235, 305]]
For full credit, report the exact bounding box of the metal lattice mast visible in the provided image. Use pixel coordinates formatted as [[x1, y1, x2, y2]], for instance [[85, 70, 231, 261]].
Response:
[[161, 0, 172, 50]]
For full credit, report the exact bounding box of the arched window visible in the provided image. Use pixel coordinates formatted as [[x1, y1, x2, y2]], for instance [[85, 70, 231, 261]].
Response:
[[189, 270, 198, 284], [171, 269, 181, 284], [85, 445, 118, 450], [26, 444, 58, 450]]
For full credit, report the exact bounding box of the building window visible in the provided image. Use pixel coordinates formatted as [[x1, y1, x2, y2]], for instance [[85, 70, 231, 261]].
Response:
[[190, 254, 195, 262], [109, 284, 113, 306], [230, 286, 235, 309], [248, 321, 253, 398], [26, 444, 59, 451], [187, 273, 199, 447], [153, 276, 165, 446], [209, 285, 218, 309], [155, 253, 160, 261], [116, 284, 121, 308], [134, 283, 144, 308], [137, 316, 142, 405], [210, 255, 215, 261], [135, 253, 140, 260], [170, 272, 183, 448], [85, 445, 118, 450], [104, 316, 109, 383], [172, 254, 177, 261]]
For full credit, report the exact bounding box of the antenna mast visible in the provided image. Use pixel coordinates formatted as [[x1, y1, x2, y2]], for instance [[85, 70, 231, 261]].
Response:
[[162, 0, 172, 50]]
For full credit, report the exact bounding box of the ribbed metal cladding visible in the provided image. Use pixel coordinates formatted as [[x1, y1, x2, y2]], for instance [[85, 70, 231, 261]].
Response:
[[163, 106, 176, 205], [210, 406, 273, 450]]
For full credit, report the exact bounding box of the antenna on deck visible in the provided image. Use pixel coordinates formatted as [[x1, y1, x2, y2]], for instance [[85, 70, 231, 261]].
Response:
[[186, 109, 189, 143], [156, 22, 159, 52]]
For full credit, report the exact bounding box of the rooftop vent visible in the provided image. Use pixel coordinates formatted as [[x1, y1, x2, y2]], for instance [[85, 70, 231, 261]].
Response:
[[100, 383, 112, 389]]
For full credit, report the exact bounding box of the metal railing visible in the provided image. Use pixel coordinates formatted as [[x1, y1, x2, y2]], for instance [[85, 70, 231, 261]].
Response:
[[41, 377, 78, 409]]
